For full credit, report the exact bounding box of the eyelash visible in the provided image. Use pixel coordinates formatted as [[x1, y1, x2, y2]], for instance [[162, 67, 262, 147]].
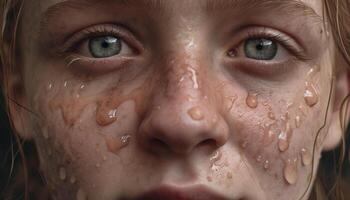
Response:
[[59, 24, 141, 55], [241, 28, 308, 60]]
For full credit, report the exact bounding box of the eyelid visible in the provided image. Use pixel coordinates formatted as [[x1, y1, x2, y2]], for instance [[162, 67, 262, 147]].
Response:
[[58, 24, 144, 55], [230, 27, 310, 61]]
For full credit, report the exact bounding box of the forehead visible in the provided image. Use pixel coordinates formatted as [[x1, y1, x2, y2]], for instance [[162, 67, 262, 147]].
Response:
[[37, 0, 323, 17]]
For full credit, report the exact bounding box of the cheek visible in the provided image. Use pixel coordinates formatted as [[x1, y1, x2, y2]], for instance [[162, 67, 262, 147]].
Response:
[[221, 65, 325, 186], [30, 71, 154, 196]]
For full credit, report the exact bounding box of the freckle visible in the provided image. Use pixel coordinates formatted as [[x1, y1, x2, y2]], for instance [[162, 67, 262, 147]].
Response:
[[240, 140, 248, 149], [188, 106, 204, 121], [59, 167, 67, 181], [105, 134, 131, 155], [246, 92, 258, 109], [76, 188, 87, 200], [301, 148, 312, 166], [70, 176, 76, 184], [295, 116, 301, 128], [227, 172, 233, 179], [304, 82, 318, 107], [264, 160, 270, 170], [268, 111, 275, 120], [283, 158, 298, 185], [207, 176, 213, 182]]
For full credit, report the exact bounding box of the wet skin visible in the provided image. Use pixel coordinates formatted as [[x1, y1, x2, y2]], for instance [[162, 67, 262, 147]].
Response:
[[11, 0, 341, 199]]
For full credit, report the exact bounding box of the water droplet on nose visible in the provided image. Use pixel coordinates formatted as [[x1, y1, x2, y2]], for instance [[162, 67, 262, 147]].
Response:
[[76, 188, 87, 200], [188, 67, 199, 89], [188, 106, 204, 121], [304, 82, 318, 107], [105, 134, 131, 155], [283, 159, 298, 185], [295, 116, 301, 128], [246, 92, 258, 109], [59, 167, 66, 181], [301, 148, 312, 166]]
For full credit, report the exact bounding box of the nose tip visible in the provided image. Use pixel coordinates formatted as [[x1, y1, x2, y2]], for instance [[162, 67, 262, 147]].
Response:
[[138, 102, 229, 155]]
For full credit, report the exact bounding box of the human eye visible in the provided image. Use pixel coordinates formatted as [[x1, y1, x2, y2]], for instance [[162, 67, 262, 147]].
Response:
[[225, 27, 307, 77], [60, 24, 143, 73]]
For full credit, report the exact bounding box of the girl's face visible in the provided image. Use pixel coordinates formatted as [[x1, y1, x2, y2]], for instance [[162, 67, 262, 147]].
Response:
[[12, 0, 344, 199]]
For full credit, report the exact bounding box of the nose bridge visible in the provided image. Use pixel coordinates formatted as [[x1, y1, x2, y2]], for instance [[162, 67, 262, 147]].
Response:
[[137, 33, 229, 155]]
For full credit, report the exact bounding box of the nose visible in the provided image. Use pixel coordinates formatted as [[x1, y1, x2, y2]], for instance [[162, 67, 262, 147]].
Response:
[[138, 58, 229, 155]]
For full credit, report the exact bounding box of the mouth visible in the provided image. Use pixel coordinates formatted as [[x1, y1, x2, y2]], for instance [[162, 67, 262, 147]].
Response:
[[132, 184, 231, 200]]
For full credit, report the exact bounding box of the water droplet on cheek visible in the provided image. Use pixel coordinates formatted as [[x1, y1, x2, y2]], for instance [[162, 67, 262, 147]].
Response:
[[295, 116, 301, 128], [283, 159, 298, 185], [188, 106, 204, 120], [70, 176, 76, 184], [263, 160, 270, 170], [278, 123, 293, 152], [105, 134, 131, 155], [304, 82, 318, 107], [246, 92, 258, 109], [301, 148, 312, 166], [59, 167, 67, 181], [256, 155, 263, 163], [96, 106, 118, 126]]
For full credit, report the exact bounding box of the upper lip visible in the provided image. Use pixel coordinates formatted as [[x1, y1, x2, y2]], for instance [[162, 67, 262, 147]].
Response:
[[132, 184, 231, 200]]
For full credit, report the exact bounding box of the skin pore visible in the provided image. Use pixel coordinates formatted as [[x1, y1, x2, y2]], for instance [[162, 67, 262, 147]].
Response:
[[6, 0, 348, 199]]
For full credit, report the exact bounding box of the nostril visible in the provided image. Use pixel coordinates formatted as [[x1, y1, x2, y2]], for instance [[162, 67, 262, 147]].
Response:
[[149, 138, 169, 152], [197, 138, 217, 149]]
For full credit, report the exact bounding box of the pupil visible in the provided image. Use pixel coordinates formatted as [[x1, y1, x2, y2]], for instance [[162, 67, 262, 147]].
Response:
[[256, 42, 264, 51], [101, 41, 110, 48]]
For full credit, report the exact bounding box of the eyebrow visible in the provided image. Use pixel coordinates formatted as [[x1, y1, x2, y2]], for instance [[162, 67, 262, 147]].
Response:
[[41, 0, 322, 27]]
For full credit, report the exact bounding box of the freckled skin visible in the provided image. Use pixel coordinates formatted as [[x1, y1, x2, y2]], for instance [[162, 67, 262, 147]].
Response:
[[17, 0, 335, 200]]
